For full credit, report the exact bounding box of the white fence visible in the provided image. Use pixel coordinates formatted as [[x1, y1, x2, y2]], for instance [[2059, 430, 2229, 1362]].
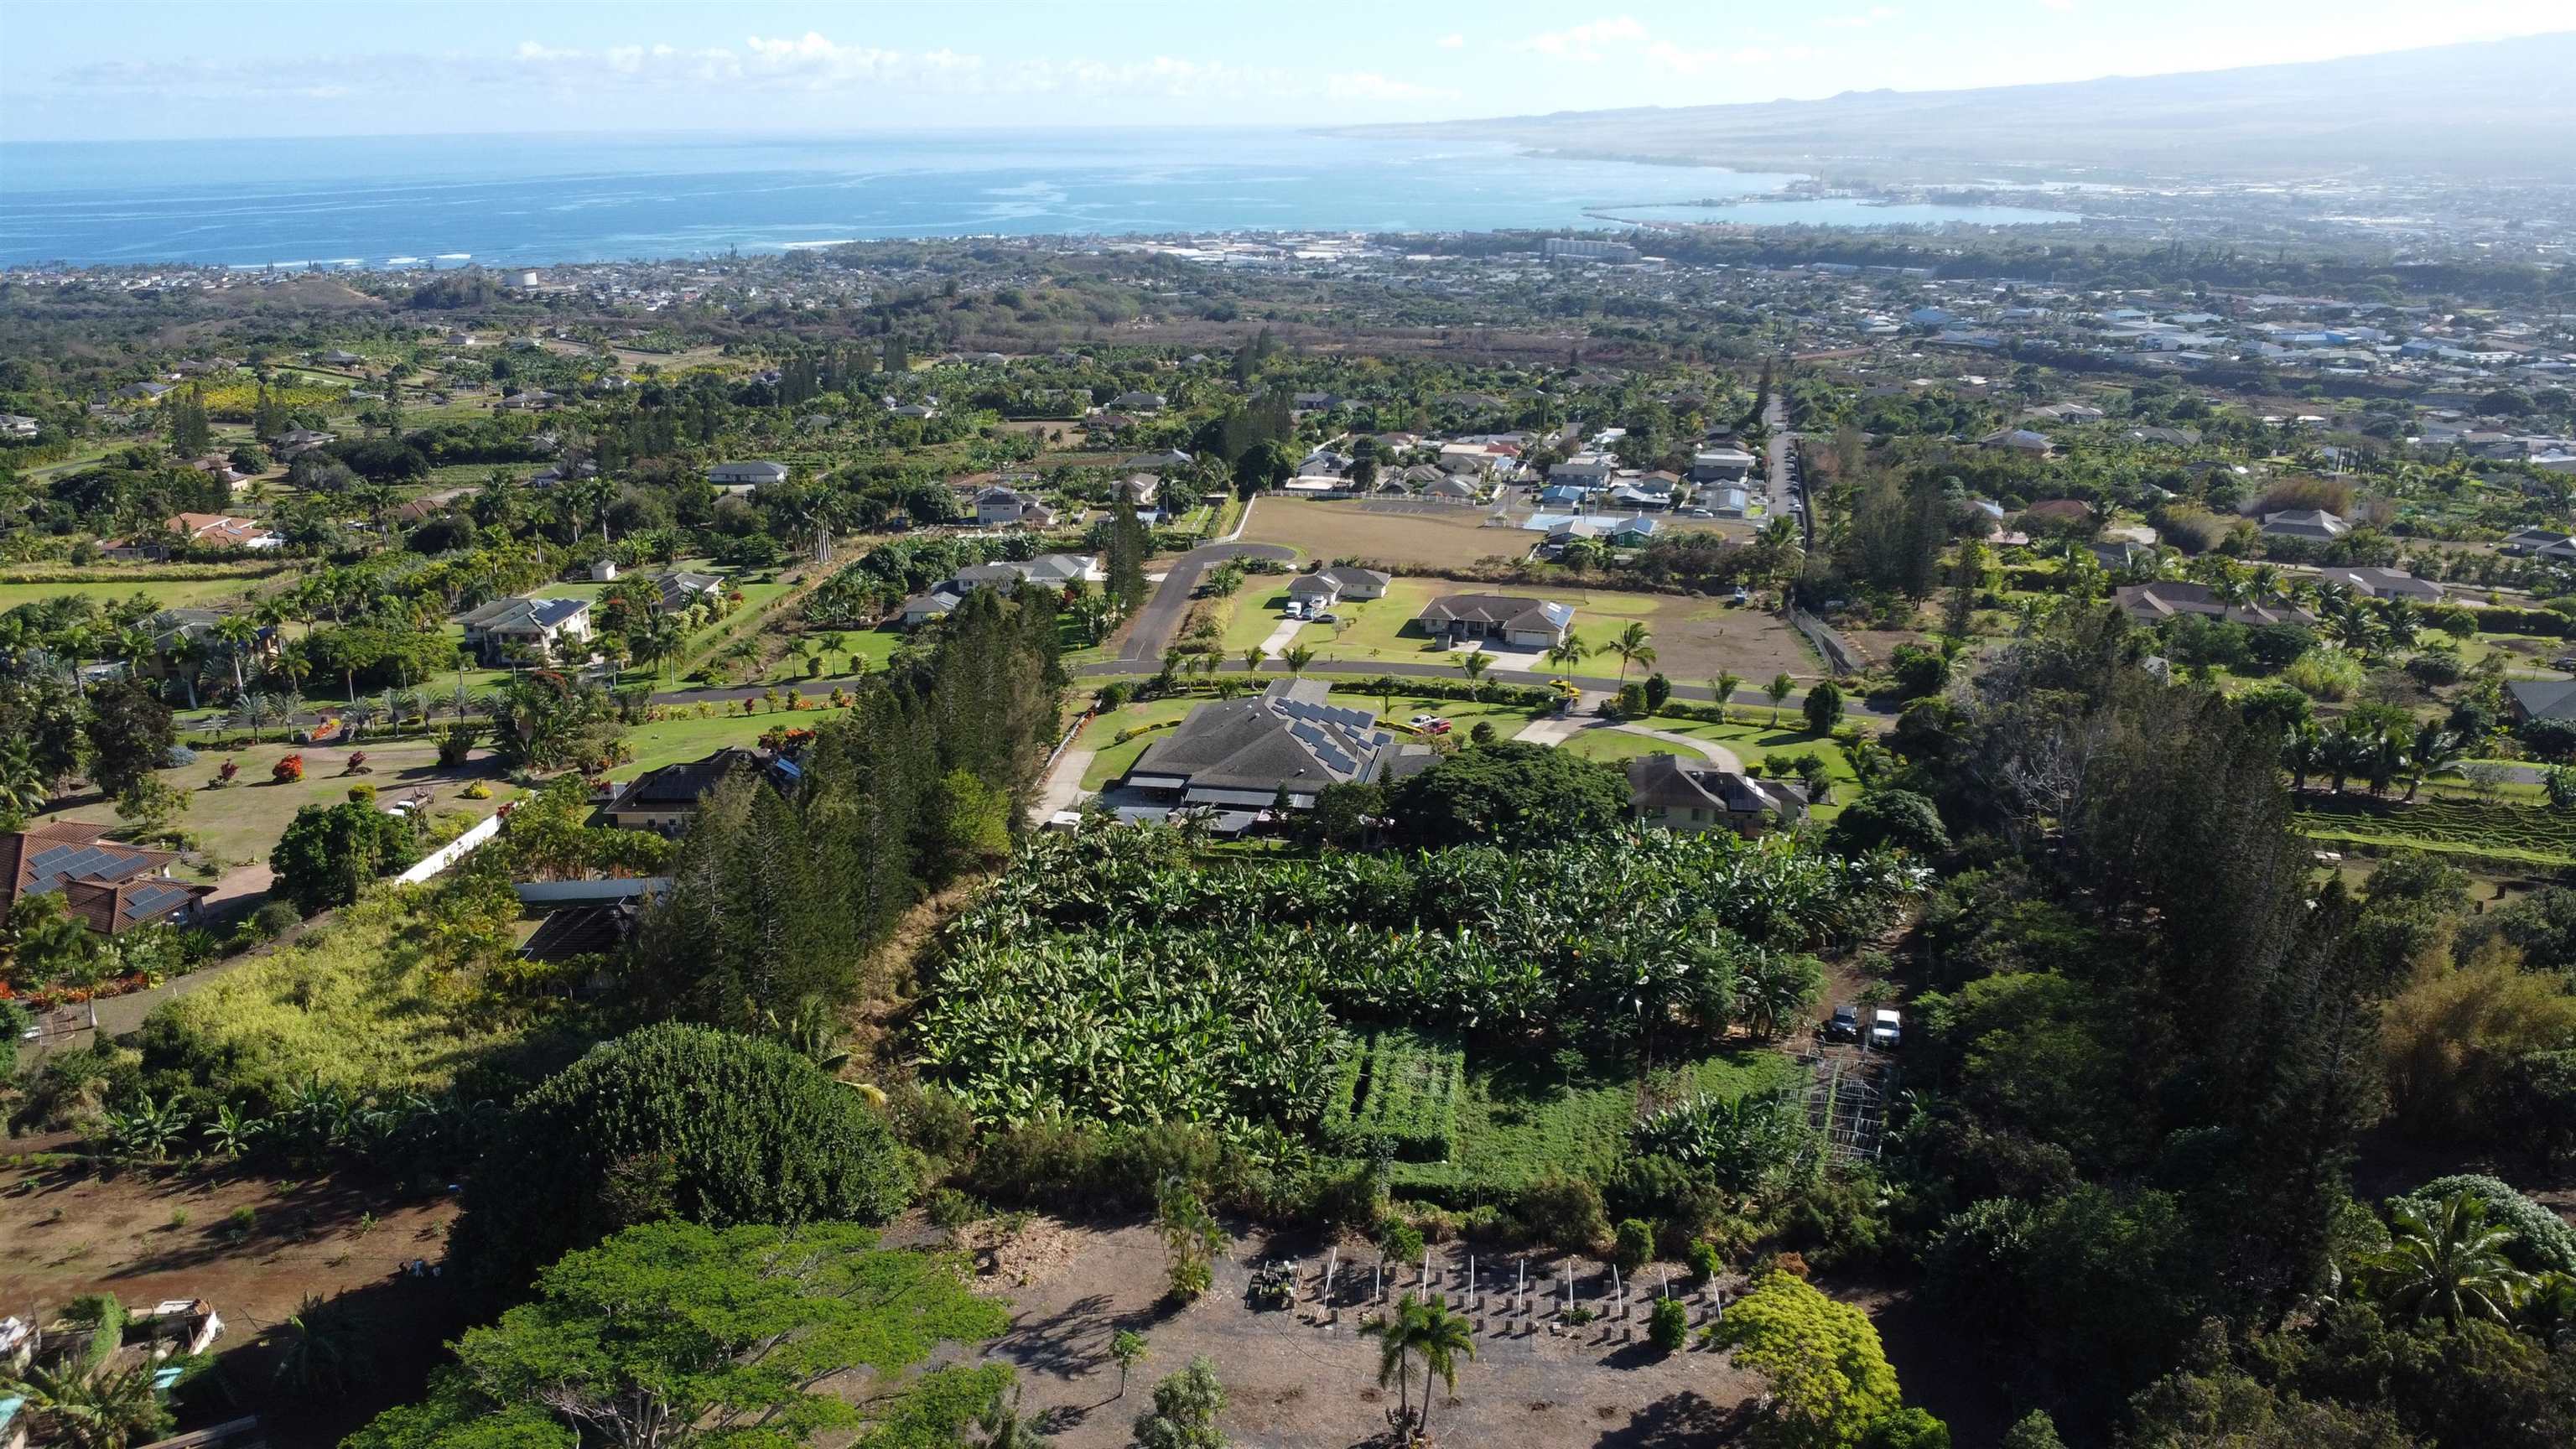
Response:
[[395, 812, 504, 885]]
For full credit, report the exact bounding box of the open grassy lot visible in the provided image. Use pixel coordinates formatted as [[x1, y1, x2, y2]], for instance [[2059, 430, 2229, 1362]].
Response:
[[43, 738, 517, 872], [1555, 712, 1859, 818], [0, 575, 273, 612], [611, 701, 862, 782], [1259, 577, 1815, 683], [1240, 496, 1531, 572]]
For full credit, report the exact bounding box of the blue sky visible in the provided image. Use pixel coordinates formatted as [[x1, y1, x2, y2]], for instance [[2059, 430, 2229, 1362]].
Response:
[[4, 0, 2570, 143]]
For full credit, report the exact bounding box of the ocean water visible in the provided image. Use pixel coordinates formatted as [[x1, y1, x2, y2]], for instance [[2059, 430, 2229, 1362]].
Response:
[[0, 128, 2079, 268]]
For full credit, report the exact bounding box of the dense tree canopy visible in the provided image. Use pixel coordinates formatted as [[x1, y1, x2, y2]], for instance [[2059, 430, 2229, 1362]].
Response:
[[450, 1025, 911, 1290]]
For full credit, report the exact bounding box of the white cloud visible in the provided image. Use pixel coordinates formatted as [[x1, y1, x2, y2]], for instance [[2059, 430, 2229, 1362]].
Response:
[[1644, 40, 1774, 75], [2039, 0, 2076, 11], [1328, 71, 1462, 102], [1519, 16, 1649, 61], [1436, 33, 1467, 50], [1822, 7, 1902, 29]]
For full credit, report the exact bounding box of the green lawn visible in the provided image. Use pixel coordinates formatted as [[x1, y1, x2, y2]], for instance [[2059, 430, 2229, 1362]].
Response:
[[1384, 1045, 1794, 1198], [613, 703, 858, 782], [43, 738, 518, 872], [1271, 579, 1732, 668], [1559, 730, 1700, 764], [0, 576, 273, 612]]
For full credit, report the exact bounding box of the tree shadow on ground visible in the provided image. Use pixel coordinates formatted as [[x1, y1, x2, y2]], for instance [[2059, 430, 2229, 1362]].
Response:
[[1596, 1389, 1755, 1447]]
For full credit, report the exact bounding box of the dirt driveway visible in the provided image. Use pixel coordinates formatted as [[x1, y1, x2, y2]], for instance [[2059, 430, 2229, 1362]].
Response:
[[913, 1216, 1767, 1449]]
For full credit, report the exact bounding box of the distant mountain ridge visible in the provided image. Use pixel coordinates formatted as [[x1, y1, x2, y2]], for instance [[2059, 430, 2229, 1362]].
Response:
[[1340, 34, 2576, 183]]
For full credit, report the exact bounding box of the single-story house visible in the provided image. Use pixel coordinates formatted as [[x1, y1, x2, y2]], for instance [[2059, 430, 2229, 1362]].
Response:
[[1125, 449, 1193, 471], [708, 460, 789, 491], [1, 822, 212, 938], [905, 553, 1100, 626], [1114, 474, 1161, 507], [1285, 565, 1391, 610], [169, 512, 284, 550], [605, 747, 778, 832], [646, 570, 727, 615], [2261, 508, 2350, 541], [1415, 594, 1576, 649], [1626, 754, 1810, 839], [1981, 428, 2054, 454], [2019, 499, 2095, 527], [2314, 566, 2442, 602], [459, 595, 595, 663], [2112, 581, 2309, 628], [2090, 540, 2157, 571], [1124, 678, 1434, 816], [0, 413, 39, 438], [2509, 679, 2576, 726], [1424, 475, 1480, 503], [1109, 391, 1168, 413]]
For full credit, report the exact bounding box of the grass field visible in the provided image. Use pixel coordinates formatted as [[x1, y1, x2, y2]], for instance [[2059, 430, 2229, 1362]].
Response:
[[1545, 712, 1857, 818], [1384, 1045, 1794, 1198], [611, 702, 864, 782], [0, 576, 271, 612], [1244, 577, 1814, 682], [43, 738, 517, 872]]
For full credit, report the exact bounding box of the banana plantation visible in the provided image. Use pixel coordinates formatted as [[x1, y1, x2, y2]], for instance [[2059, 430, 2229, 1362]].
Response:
[[916, 828, 1928, 1180]]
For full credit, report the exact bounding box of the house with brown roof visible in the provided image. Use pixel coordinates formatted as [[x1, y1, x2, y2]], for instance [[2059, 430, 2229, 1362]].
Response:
[[0, 822, 211, 937]]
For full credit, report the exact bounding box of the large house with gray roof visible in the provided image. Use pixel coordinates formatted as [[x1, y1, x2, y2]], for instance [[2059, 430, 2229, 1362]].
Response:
[[1414, 594, 1576, 649], [1120, 679, 1434, 826]]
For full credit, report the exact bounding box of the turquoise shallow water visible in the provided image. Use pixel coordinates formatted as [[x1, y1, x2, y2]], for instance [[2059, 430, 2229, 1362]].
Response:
[[0, 127, 2077, 267]]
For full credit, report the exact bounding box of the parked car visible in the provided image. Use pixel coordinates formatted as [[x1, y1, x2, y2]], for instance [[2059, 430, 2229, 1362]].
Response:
[[1826, 1003, 1861, 1042], [1409, 714, 1452, 735], [1283, 601, 1306, 620], [1870, 1008, 1903, 1051], [1311, 611, 1337, 624]]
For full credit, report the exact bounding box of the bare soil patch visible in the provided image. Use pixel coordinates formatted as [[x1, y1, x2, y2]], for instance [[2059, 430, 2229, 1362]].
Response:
[[892, 1214, 1770, 1449], [1243, 498, 1531, 574], [0, 1147, 472, 1447]]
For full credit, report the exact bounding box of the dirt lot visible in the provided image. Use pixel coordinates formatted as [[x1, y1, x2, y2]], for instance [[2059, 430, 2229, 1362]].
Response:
[[0, 1147, 471, 1446], [901, 1215, 1768, 1449], [1243, 497, 1535, 574]]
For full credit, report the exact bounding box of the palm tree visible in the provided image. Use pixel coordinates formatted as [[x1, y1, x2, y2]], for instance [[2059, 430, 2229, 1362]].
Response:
[[2283, 722, 2322, 795], [1710, 670, 1743, 719], [271, 1292, 366, 1401], [1413, 1300, 1478, 1439], [0, 738, 49, 823], [340, 701, 380, 742], [1365, 1293, 1430, 1431], [4, 1361, 170, 1449], [1764, 672, 1796, 726], [1457, 649, 1495, 701], [2404, 722, 2461, 802], [1543, 631, 1590, 678], [1281, 644, 1315, 677], [1241, 646, 1266, 675], [1605, 621, 1656, 683], [212, 614, 261, 698], [2361, 1193, 2532, 1326]]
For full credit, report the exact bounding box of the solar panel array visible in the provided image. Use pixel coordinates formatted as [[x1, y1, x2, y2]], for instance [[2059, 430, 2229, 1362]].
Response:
[[25, 844, 147, 891], [1276, 695, 1375, 731], [1287, 721, 1360, 776], [123, 881, 196, 918]]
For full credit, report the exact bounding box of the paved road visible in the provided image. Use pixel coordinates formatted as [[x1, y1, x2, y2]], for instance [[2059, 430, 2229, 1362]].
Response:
[[1067, 656, 1891, 719], [1111, 541, 1296, 666], [1763, 392, 1808, 553]]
